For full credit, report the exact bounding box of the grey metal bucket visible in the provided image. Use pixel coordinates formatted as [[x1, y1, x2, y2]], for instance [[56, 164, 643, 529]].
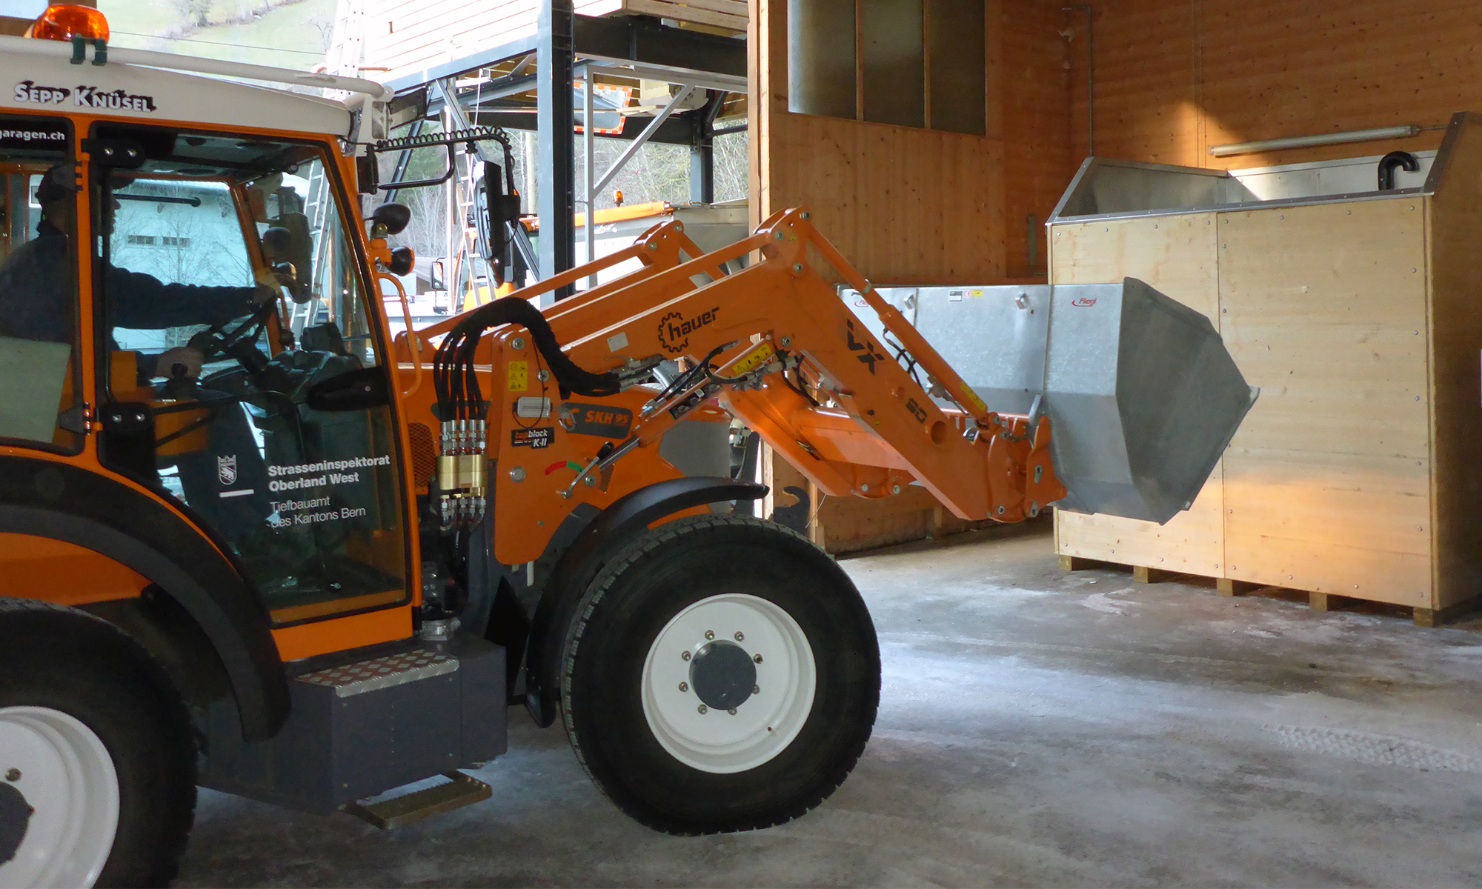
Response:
[[1041, 279, 1257, 524], [847, 278, 1256, 525]]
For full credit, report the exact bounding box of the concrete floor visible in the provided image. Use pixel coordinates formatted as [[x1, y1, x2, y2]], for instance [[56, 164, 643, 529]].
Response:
[[179, 523, 1482, 887]]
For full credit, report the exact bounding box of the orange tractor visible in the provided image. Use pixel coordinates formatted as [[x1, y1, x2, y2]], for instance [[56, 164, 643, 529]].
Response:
[[0, 6, 1255, 887]]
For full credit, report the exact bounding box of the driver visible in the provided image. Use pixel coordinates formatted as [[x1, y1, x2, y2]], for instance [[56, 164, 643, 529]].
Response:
[[0, 165, 278, 543], [0, 166, 278, 377]]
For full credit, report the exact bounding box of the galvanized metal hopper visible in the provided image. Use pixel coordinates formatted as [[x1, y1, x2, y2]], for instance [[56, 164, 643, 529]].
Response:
[[851, 278, 1257, 525], [1041, 278, 1257, 524]]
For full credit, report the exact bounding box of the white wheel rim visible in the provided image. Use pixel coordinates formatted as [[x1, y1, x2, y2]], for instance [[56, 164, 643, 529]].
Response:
[[0, 706, 120, 889], [641, 593, 816, 773]]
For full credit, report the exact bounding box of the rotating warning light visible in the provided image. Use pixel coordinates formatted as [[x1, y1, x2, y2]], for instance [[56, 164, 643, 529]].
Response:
[[26, 5, 110, 42]]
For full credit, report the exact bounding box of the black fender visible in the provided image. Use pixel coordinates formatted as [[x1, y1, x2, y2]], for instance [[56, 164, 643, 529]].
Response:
[[523, 476, 767, 727], [0, 456, 288, 742]]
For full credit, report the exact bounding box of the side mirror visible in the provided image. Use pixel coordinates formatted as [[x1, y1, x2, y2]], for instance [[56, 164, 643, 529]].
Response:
[[430, 258, 445, 291], [370, 202, 410, 238], [262, 221, 312, 302]]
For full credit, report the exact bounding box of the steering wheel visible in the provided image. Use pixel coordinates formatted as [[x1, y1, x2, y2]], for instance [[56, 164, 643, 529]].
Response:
[[198, 300, 276, 362]]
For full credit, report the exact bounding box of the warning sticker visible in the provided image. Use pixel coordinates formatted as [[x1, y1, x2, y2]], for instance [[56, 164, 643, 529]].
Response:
[[508, 360, 529, 392], [511, 427, 553, 449]]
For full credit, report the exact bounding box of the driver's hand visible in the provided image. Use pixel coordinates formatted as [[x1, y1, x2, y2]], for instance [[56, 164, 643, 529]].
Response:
[[252, 269, 282, 305], [154, 346, 205, 380]]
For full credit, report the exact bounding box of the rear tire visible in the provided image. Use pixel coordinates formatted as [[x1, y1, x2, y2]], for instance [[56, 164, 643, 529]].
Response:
[[0, 600, 197, 888], [561, 515, 880, 834]]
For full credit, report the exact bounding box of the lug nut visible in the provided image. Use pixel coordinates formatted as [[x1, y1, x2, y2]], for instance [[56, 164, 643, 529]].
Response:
[[753, 654, 763, 663], [734, 631, 744, 642], [682, 651, 691, 661], [704, 630, 715, 640], [698, 705, 708, 714], [4, 768, 18, 782], [728, 708, 737, 715], [678, 682, 689, 692], [753, 685, 760, 694]]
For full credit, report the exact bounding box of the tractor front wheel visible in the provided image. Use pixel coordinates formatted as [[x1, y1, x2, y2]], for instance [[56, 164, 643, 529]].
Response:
[[0, 600, 196, 888], [561, 515, 880, 834]]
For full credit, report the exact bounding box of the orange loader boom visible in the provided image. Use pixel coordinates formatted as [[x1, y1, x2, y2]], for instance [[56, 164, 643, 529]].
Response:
[[401, 207, 1066, 568]]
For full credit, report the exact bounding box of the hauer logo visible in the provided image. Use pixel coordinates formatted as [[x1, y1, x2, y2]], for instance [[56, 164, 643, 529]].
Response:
[[657, 307, 719, 354], [1071, 297, 1098, 308], [217, 454, 238, 486]]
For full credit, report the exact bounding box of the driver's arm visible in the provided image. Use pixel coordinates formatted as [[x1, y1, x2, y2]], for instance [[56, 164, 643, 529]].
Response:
[[104, 265, 275, 330]]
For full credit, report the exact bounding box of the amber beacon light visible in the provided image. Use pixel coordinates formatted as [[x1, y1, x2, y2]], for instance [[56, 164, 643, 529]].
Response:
[[25, 4, 110, 42]]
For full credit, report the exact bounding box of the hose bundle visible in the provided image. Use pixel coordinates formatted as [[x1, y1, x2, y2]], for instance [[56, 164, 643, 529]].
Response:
[[432, 297, 622, 428]]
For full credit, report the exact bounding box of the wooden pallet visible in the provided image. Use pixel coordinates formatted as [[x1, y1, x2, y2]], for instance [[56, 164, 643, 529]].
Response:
[[1058, 555, 1479, 628]]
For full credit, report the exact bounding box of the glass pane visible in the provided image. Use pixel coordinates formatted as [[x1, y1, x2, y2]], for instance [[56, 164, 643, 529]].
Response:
[[0, 115, 82, 451], [90, 123, 408, 624]]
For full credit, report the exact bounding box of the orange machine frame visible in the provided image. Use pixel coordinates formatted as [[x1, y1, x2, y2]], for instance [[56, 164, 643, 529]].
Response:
[[399, 208, 1066, 568]]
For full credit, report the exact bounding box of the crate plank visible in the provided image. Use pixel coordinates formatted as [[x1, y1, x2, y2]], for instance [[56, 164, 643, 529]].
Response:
[[1217, 199, 1434, 608]]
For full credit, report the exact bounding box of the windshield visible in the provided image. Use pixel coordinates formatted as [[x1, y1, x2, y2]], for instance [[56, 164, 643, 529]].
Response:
[[91, 123, 409, 625]]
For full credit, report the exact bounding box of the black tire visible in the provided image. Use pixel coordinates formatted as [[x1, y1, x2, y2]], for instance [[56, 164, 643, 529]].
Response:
[[561, 515, 880, 834], [0, 599, 197, 888]]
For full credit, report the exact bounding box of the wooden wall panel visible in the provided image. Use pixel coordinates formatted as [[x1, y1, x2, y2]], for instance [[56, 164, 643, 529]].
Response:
[[753, 0, 1071, 284], [1218, 200, 1433, 606], [1050, 213, 1226, 576], [1424, 118, 1482, 610], [1001, 0, 1072, 278], [1080, 0, 1482, 170]]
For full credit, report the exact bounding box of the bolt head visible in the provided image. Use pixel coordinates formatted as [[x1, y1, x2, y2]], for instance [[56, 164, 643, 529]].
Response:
[[753, 685, 760, 694], [511, 337, 525, 351], [678, 682, 689, 692], [698, 704, 708, 714], [734, 631, 744, 642], [753, 654, 763, 664], [4, 768, 18, 782], [682, 650, 691, 661], [728, 708, 738, 715], [509, 467, 526, 482], [704, 630, 715, 640]]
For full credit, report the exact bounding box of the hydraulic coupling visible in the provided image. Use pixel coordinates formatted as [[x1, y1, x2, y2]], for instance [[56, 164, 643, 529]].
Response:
[[438, 419, 487, 530]]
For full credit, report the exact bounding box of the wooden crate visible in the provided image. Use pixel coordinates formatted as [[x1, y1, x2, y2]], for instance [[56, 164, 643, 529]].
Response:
[[1050, 114, 1482, 624], [364, 0, 747, 83]]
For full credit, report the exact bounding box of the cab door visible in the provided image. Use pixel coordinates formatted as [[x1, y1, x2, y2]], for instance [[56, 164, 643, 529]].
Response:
[[86, 122, 412, 627]]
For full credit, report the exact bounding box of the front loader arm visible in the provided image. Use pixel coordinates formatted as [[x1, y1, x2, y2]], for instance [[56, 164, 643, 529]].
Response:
[[524, 208, 1067, 525]]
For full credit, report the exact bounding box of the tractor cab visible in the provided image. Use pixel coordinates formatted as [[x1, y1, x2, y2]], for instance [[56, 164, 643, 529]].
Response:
[[0, 115, 411, 625]]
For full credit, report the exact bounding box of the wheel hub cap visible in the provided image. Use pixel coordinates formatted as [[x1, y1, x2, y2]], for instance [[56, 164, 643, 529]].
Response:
[[689, 641, 758, 710], [641, 593, 817, 774], [0, 783, 31, 866]]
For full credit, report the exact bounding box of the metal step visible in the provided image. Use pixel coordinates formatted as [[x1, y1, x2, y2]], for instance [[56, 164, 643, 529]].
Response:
[[344, 772, 493, 829]]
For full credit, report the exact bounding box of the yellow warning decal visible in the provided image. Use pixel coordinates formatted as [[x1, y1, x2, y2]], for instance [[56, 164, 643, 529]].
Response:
[[732, 342, 776, 376], [508, 361, 529, 392], [961, 385, 988, 416]]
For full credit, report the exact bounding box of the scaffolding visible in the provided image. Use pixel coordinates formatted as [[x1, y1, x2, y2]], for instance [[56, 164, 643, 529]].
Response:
[[348, 1, 747, 302]]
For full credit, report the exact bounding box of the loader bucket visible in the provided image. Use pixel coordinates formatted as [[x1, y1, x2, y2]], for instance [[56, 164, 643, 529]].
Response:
[[1040, 278, 1257, 524]]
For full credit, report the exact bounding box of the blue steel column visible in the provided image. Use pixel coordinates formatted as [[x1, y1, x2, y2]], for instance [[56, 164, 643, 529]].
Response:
[[537, 0, 575, 298]]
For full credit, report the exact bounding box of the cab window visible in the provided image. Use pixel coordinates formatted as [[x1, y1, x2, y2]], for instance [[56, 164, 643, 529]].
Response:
[[0, 114, 82, 451]]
